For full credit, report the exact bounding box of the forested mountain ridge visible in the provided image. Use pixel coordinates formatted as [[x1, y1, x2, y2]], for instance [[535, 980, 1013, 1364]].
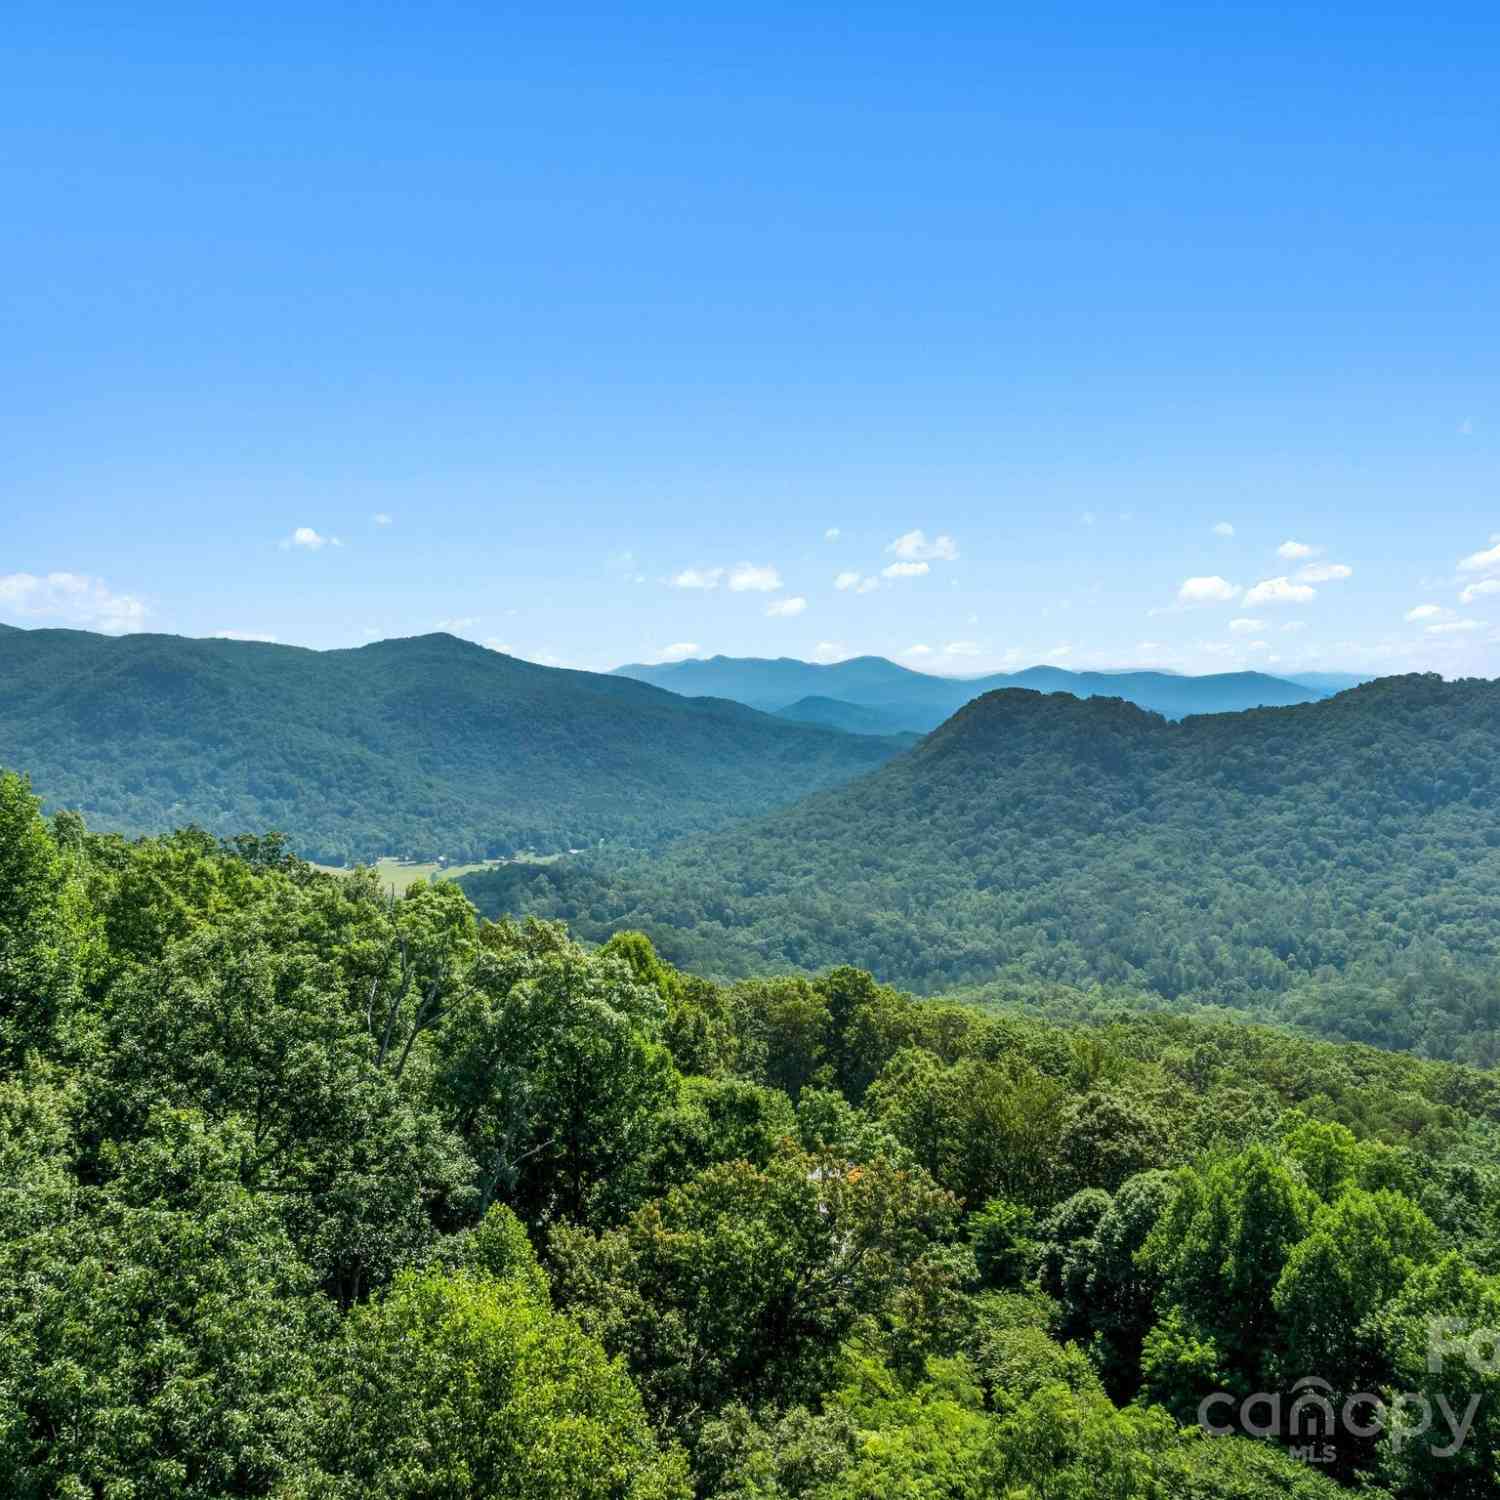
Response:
[[5, 777, 1500, 1498], [774, 695, 927, 738], [466, 673, 1500, 1063], [615, 652, 1326, 730], [0, 627, 904, 863]]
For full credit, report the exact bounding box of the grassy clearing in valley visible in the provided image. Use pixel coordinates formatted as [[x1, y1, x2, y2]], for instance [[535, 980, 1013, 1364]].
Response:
[[311, 854, 559, 895]]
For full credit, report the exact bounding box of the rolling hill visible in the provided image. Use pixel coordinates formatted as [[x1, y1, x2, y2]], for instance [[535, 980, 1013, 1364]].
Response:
[[773, 695, 925, 738], [614, 653, 1326, 731], [464, 673, 1500, 1063], [0, 628, 906, 863]]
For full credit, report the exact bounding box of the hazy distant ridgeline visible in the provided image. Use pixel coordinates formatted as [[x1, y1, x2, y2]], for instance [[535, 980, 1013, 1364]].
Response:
[[465, 674, 1500, 1063], [0, 627, 905, 864], [613, 652, 1356, 733]]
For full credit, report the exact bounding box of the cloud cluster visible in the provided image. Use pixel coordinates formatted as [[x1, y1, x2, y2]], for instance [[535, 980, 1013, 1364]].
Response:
[[1458, 536, 1500, 574], [671, 562, 783, 592], [898, 640, 987, 667], [0, 571, 148, 633], [672, 567, 723, 590], [1172, 538, 1352, 617], [1446, 536, 1500, 639], [827, 528, 959, 599], [887, 529, 959, 562], [1244, 576, 1317, 607], [1178, 576, 1239, 604], [729, 563, 782, 592], [1276, 540, 1321, 561], [279, 526, 341, 551], [766, 596, 807, 617]]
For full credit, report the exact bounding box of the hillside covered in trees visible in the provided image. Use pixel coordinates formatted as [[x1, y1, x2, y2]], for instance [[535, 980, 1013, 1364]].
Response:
[[0, 627, 902, 864], [465, 674, 1500, 1065], [8, 771, 1500, 1498]]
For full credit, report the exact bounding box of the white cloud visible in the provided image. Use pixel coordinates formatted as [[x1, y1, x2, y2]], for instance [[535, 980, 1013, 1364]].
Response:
[[0, 571, 148, 633], [1177, 575, 1240, 605], [1296, 563, 1352, 583], [211, 630, 279, 643], [372, 512, 392, 527], [1281, 621, 1307, 633], [1276, 540, 1320, 561], [835, 570, 864, 591], [1212, 521, 1235, 537], [1228, 617, 1265, 634], [1243, 576, 1316, 607], [943, 640, 981, 656], [900, 644, 934, 657], [811, 641, 850, 663], [671, 566, 724, 590], [1460, 578, 1500, 605], [824, 528, 841, 541], [435, 616, 480, 633], [657, 641, 701, 660], [1427, 619, 1482, 635], [483, 638, 513, 654], [279, 526, 341, 551], [1457, 536, 1500, 573], [1047, 643, 1073, 659], [882, 560, 930, 579], [1405, 604, 1444, 622], [886, 529, 959, 562], [727, 562, 782, 592], [766, 596, 807, 617]]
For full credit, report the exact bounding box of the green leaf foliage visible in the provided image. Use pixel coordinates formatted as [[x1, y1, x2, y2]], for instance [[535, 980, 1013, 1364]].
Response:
[[2, 782, 1496, 1496]]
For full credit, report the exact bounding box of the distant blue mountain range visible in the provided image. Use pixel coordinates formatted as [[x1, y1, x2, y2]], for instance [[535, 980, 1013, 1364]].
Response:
[[613, 655, 1370, 734]]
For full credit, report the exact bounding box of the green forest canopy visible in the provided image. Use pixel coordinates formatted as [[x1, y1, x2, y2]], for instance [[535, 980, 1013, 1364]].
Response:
[[6, 771, 1500, 1496], [465, 673, 1500, 1065]]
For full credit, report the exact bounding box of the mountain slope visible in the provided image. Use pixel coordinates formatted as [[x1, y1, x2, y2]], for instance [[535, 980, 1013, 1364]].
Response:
[[1283, 671, 1373, 693], [614, 654, 1324, 729], [615, 655, 941, 713], [465, 674, 1500, 1060], [0, 628, 905, 863], [774, 695, 924, 738]]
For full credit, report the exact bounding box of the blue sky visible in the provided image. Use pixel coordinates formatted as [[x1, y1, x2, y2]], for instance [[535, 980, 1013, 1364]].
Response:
[[4, 2, 1498, 677]]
